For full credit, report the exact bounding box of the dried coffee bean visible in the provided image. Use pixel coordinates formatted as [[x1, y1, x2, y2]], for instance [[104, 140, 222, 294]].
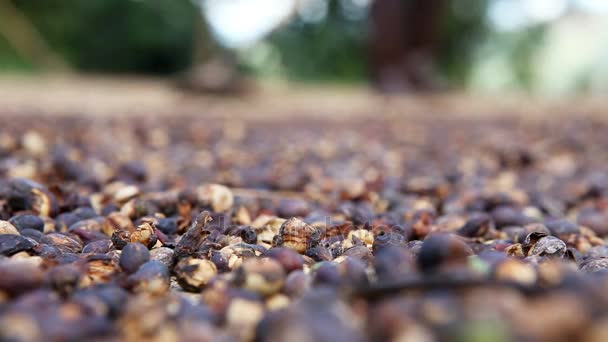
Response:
[[149, 247, 174, 268], [341, 245, 373, 263], [458, 213, 493, 237], [6, 178, 57, 217], [197, 184, 234, 212], [153, 227, 174, 248], [584, 245, 608, 259], [347, 229, 374, 246], [372, 231, 406, 254], [336, 256, 369, 288], [233, 258, 285, 296], [210, 250, 231, 272], [580, 258, 608, 273], [238, 226, 258, 245], [41, 233, 82, 253], [0, 259, 43, 296], [130, 222, 157, 249], [119, 243, 150, 274], [155, 217, 179, 235], [0, 234, 37, 256], [116, 161, 147, 183], [175, 257, 217, 291], [311, 261, 342, 287], [492, 258, 537, 285], [417, 234, 473, 273], [121, 198, 159, 221], [339, 202, 374, 226], [276, 218, 321, 253], [102, 212, 134, 236], [82, 240, 112, 254], [528, 235, 567, 258], [80, 255, 117, 287], [256, 287, 361, 342], [225, 296, 266, 340], [305, 246, 333, 262], [175, 211, 212, 259], [68, 218, 107, 244], [73, 207, 98, 220], [112, 184, 141, 204], [55, 213, 80, 232], [546, 219, 580, 237], [218, 243, 260, 270], [566, 247, 582, 263], [265, 247, 304, 273], [491, 206, 535, 228], [19, 228, 44, 242], [46, 264, 81, 296], [101, 204, 120, 216], [374, 245, 414, 281], [35, 243, 62, 258], [410, 208, 436, 239], [127, 260, 170, 294], [0, 220, 19, 235], [9, 214, 44, 233], [56, 252, 81, 265], [284, 270, 311, 298], [72, 285, 129, 318], [520, 223, 552, 241], [110, 228, 130, 249], [577, 210, 608, 236], [277, 198, 310, 218]]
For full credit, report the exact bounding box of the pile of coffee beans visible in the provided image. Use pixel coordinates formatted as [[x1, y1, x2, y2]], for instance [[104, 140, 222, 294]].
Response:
[[1, 114, 608, 341]]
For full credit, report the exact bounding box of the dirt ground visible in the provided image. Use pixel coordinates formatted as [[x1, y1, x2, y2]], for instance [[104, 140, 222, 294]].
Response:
[[0, 75, 605, 121]]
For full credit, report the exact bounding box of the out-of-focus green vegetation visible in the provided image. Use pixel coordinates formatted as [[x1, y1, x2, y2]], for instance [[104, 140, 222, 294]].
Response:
[[437, 0, 490, 87], [0, 35, 31, 71], [0, 0, 201, 74], [1, 0, 607, 94], [257, 1, 368, 82], [1, 0, 372, 81]]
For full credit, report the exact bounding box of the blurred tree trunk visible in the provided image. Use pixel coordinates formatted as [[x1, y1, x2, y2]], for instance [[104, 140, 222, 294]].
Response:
[[369, 0, 447, 92], [178, 5, 245, 94], [0, 0, 69, 70]]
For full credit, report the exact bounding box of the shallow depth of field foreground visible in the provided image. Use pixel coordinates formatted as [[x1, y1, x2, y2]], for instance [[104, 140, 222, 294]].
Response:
[[2, 1, 608, 341], [1, 81, 608, 341]]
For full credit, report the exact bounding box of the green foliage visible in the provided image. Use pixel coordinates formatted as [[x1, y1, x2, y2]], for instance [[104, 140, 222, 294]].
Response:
[[262, 1, 368, 83], [0, 35, 35, 71], [509, 25, 545, 89], [437, 0, 490, 86], [7, 0, 201, 74]]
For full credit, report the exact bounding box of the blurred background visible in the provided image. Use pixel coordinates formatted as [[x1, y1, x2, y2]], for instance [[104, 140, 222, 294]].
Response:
[[1, 0, 608, 96]]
